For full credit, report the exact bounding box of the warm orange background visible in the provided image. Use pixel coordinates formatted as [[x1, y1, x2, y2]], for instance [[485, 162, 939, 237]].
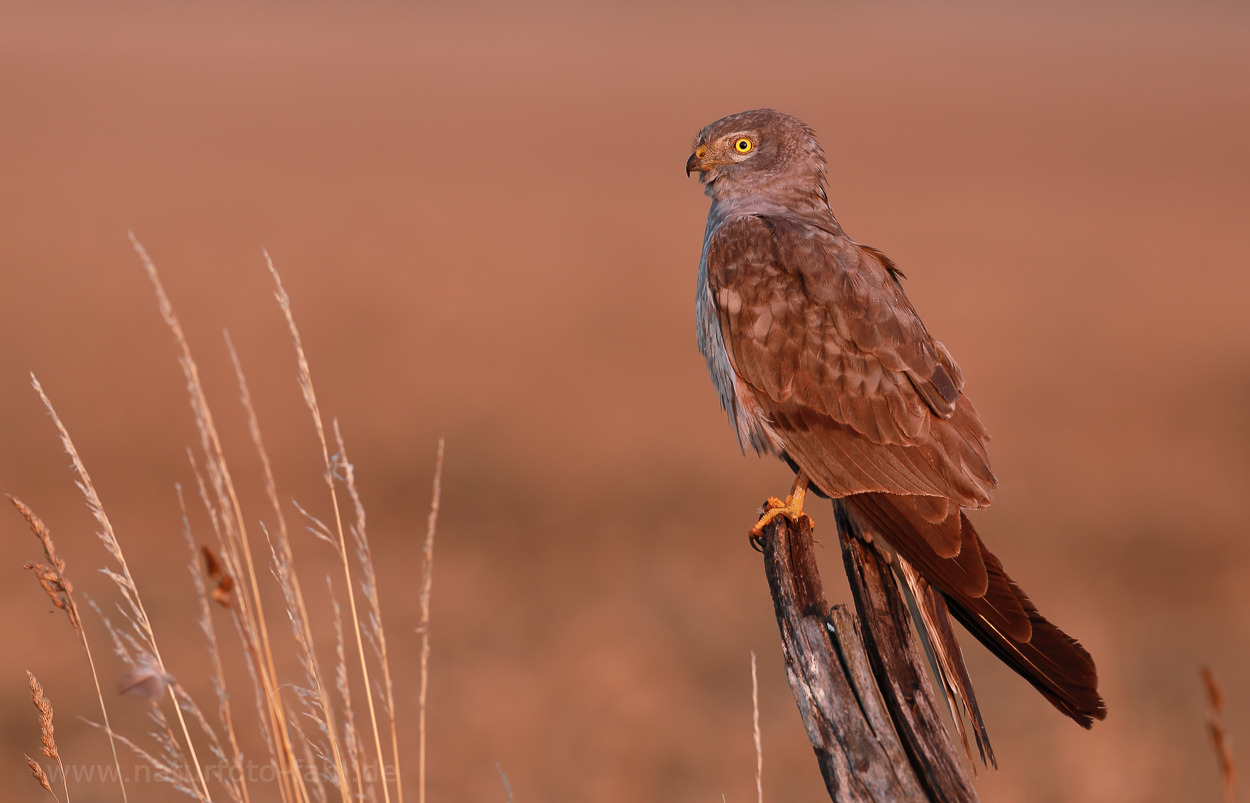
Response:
[[2, 2, 1248, 801]]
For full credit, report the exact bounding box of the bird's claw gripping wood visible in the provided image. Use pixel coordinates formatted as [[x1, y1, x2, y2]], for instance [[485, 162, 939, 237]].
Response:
[[750, 471, 813, 541]]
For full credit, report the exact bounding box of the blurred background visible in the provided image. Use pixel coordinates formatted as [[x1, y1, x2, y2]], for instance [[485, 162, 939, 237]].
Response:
[[2, 1, 1248, 801]]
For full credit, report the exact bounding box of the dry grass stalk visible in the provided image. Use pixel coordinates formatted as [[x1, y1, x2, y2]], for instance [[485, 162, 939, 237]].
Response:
[[191, 455, 289, 792], [1202, 666, 1237, 803], [133, 232, 313, 803], [10, 495, 127, 803], [266, 521, 349, 799], [330, 588, 367, 802], [418, 439, 445, 803], [86, 593, 214, 801], [31, 373, 213, 802], [294, 718, 330, 803], [19, 240, 434, 803], [172, 679, 251, 803], [180, 485, 251, 803], [226, 330, 352, 802], [750, 652, 763, 803], [495, 763, 515, 803], [27, 671, 70, 802], [80, 719, 208, 800], [333, 419, 405, 803], [267, 251, 393, 803], [13, 497, 78, 632], [188, 455, 289, 788]]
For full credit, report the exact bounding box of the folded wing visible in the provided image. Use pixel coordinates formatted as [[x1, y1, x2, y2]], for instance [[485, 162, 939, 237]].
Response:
[[705, 214, 997, 508]]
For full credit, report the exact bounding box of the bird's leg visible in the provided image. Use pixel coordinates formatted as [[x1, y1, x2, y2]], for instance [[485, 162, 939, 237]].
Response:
[[750, 470, 812, 540]]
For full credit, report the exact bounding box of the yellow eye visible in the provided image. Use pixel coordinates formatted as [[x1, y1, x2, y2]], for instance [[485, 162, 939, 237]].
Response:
[[734, 138, 753, 153]]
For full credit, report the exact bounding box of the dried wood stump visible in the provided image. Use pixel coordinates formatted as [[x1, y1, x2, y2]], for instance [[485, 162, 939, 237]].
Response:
[[758, 500, 979, 803]]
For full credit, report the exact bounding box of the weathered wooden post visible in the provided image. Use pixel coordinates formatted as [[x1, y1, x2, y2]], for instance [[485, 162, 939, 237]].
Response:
[[758, 502, 979, 802]]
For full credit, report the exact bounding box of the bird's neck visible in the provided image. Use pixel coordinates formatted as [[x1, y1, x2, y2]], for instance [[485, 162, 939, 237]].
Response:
[[708, 183, 842, 234]]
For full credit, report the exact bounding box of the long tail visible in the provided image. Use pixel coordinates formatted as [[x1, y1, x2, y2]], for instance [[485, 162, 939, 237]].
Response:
[[842, 493, 1107, 729]]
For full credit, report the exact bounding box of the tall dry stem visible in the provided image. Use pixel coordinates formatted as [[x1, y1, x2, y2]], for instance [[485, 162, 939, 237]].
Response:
[[266, 251, 391, 803], [330, 588, 367, 802], [751, 651, 763, 803], [179, 485, 251, 803], [333, 419, 405, 803], [418, 439, 445, 803], [18, 239, 432, 803], [188, 456, 287, 786], [226, 331, 352, 801], [31, 370, 213, 803], [132, 232, 310, 803]]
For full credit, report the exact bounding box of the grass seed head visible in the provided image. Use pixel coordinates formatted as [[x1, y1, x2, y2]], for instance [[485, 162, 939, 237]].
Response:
[[27, 672, 59, 762], [25, 755, 53, 794]]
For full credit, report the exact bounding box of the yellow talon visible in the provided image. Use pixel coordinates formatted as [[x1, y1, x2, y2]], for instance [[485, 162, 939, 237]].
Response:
[[749, 471, 812, 538]]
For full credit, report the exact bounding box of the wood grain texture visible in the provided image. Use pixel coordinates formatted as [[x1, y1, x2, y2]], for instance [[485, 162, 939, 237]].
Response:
[[835, 502, 981, 802], [760, 509, 978, 802]]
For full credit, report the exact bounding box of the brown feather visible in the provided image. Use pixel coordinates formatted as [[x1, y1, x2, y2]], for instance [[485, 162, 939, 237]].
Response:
[[848, 494, 991, 603], [706, 215, 997, 506], [894, 495, 962, 558], [843, 495, 1105, 727]]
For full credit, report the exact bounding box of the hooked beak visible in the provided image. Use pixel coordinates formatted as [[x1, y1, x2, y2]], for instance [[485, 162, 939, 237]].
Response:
[[685, 150, 703, 177], [686, 144, 731, 177], [686, 144, 724, 177]]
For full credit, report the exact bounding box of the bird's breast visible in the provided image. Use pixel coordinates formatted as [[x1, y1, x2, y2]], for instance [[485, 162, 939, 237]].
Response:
[[696, 211, 783, 456]]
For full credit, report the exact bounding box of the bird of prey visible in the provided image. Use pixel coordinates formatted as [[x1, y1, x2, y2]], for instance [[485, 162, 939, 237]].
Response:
[[686, 109, 1106, 756]]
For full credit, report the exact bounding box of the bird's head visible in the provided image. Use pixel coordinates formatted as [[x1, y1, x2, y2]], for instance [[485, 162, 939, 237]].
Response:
[[686, 109, 827, 201]]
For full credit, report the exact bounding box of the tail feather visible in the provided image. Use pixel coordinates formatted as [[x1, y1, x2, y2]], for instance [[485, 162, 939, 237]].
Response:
[[897, 557, 996, 769], [946, 536, 1105, 727], [844, 493, 1106, 729]]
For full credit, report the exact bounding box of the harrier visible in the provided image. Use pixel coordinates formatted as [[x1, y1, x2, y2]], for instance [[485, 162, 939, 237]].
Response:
[[686, 109, 1105, 751]]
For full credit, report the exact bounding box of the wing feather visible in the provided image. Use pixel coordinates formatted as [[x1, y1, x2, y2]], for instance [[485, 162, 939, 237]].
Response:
[[706, 215, 996, 505]]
